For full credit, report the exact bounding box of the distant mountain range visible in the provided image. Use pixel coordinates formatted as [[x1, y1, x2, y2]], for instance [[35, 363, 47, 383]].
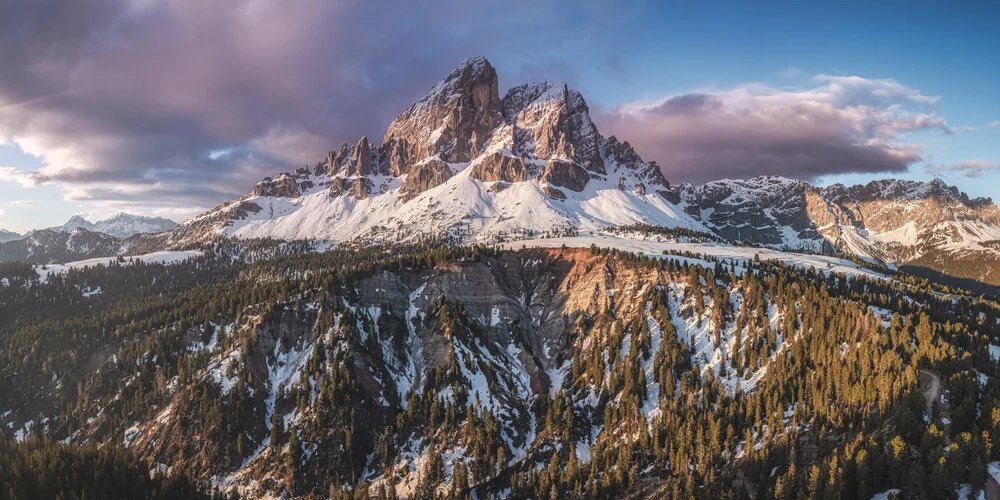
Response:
[[0, 213, 177, 264], [50, 213, 178, 239], [0, 229, 22, 243]]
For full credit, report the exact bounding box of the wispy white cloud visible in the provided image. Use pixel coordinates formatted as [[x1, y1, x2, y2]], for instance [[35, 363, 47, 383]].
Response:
[[953, 120, 1000, 133], [927, 159, 1000, 178], [0, 166, 49, 187]]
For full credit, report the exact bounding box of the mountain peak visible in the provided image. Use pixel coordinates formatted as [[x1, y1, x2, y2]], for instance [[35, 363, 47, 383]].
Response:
[[0, 228, 22, 243], [497, 80, 604, 174], [382, 57, 502, 168], [50, 213, 178, 239], [451, 56, 492, 77]]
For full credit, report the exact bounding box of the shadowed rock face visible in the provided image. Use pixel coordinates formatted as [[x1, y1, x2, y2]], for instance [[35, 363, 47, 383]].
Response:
[[543, 186, 566, 199], [501, 82, 605, 174], [383, 56, 502, 169], [605, 135, 669, 188], [541, 159, 589, 192], [678, 176, 826, 247], [469, 152, 530, 183], [403, 158, 454, 201], [379, 138, 410, 177]]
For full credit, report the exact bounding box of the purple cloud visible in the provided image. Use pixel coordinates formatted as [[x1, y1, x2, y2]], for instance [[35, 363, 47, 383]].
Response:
[[0, 0, 637, 217], [597, 76, 951, 184]]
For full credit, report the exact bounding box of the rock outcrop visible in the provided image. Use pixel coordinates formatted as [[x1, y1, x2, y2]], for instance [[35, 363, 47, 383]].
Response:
[[678, 176, 824, 246], [252, 175, 300, 198], [379, 138, 410, 177], [329, 177, 349, 197], [605, 135, 669, 188], [541, 160, 589, 192], [345, 137, 375, 177], [403, 158, 454, 200], [469, 152, 529, 183], [543, 186, 566, 200]]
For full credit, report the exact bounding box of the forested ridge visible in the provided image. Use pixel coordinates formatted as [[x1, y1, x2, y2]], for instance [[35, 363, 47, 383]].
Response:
[[2, 239, 1000, 499]]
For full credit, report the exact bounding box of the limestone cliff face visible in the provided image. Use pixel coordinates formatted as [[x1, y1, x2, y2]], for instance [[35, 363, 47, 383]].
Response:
[[402, 158, 454, 200], [468, 151, 531, 183], [383, 56, 502, 168], [252, 174, 301, 198], [499, 82, 605, 174], [541, 159, 590, 192], [673, 176, 1000, 271]]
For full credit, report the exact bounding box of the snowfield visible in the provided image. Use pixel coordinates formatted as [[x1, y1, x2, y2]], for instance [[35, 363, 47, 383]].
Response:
[[36, 250, 203, 278], [188, 152, 708, 247], [504, 234, 891, 281]]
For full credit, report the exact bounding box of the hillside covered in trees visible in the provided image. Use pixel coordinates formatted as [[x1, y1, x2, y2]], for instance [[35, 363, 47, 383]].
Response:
[[2, 237, 1000, 499]]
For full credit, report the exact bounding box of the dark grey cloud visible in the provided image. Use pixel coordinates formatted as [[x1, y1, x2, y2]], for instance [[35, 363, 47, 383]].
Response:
[[596, 76, 950, 184], [0, 0, 640, 217]]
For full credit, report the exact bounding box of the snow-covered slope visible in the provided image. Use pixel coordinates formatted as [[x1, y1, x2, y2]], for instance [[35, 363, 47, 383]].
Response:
[[163, 57, 700, 248], [36, 250, 203, 278], [204, 155, 702, 246]]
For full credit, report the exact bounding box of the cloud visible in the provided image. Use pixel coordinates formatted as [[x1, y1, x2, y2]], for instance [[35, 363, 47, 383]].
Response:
[[954, 120, 1000, 132], [0, 0, 638, 217], [597, 75, 952, 184], [0, 167, 49, 187], [927, 159, 1000, 178], [10, 200, 32, 206], [779, 66, 803, 78], [0, 208, 5, 216]]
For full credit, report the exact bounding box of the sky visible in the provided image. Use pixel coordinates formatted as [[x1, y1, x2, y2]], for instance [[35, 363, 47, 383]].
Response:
[[1, 0, 998, 232]]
